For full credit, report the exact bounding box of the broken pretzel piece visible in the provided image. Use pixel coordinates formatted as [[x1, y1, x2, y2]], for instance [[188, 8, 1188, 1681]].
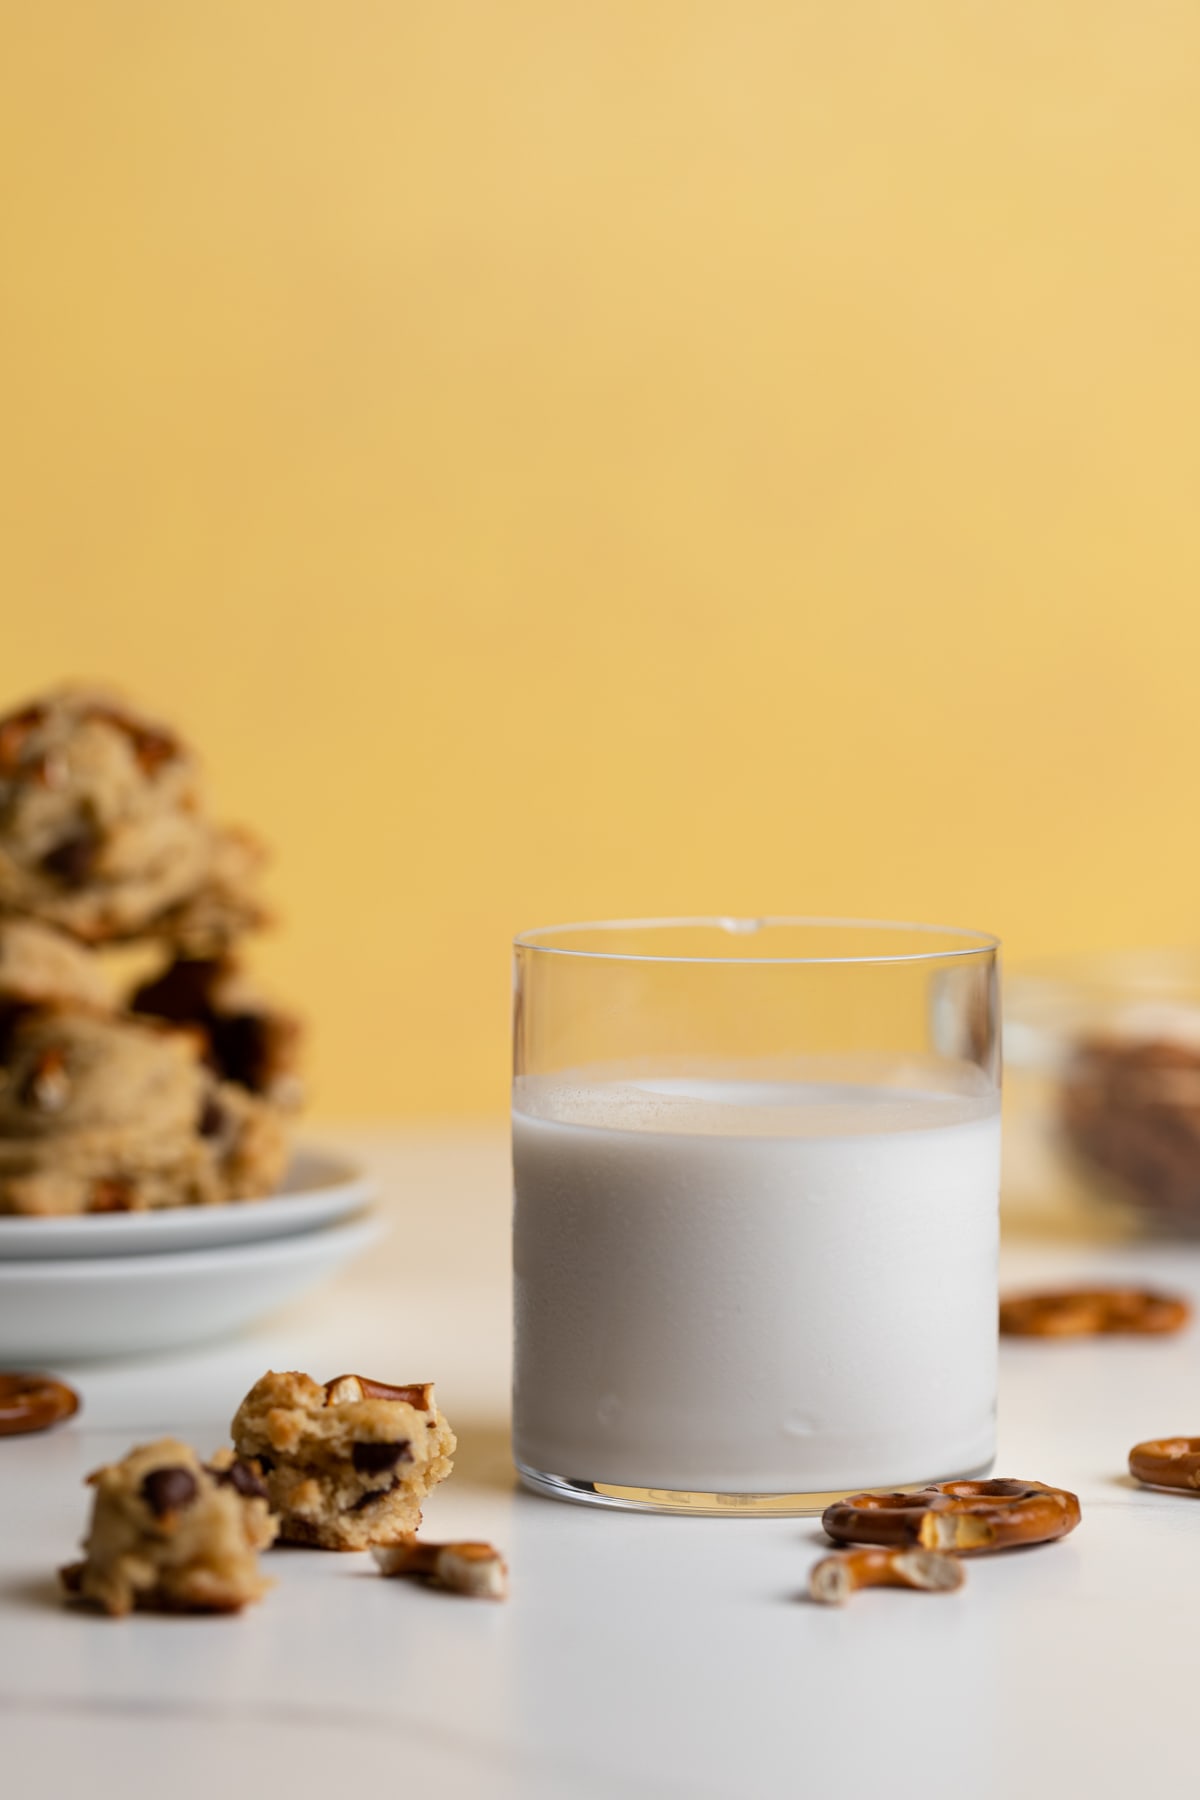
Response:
[[373, 1538, 508, 1600], [808, 1547, 964, 1606]]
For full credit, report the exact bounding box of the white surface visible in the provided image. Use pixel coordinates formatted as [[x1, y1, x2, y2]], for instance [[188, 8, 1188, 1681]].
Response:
[[4, 1126, 1200, 1799], [0, 1145, 374, 1260], [0, 1212, 383, 1360], [514, 1077, 999, 1491]]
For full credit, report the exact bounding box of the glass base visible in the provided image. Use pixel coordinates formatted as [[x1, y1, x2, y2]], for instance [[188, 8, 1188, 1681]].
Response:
[[516, 1457, 997, 1517]]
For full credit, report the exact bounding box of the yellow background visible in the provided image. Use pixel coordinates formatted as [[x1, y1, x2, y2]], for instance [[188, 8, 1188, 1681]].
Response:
[[1, 4, 1197, 1117]]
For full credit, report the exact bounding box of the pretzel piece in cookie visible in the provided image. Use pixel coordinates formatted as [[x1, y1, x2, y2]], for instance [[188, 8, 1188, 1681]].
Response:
[[324, 1375, 435, 1410], [373, 1538, 508, 1599], [808, 1547, 964, 1606], [1000, 1287, 1190, 1337], [1128, 1438, 1200, 1492], [823, 1479, 1081, 1555]]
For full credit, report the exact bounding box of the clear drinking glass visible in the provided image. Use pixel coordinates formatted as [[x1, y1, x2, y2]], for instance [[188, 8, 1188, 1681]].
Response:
[[512, 917, 1001, 1515]]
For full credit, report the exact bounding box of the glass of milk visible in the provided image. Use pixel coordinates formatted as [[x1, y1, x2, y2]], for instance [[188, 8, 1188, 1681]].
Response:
[[512, 917, 1000, 1514]]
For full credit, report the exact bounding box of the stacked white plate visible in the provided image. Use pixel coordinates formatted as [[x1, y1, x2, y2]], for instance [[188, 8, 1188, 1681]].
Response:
[[0, 1149, 381, 1361]]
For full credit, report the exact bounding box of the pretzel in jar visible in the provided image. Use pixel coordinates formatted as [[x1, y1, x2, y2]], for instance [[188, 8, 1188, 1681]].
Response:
[[822, 1479, 1081, 1554], [1000, 1288, 1190, 1337], [1128, 1438, 1200, 1492]]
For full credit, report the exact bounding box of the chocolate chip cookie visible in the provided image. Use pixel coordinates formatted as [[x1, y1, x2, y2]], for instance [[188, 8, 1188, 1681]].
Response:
[[61, 1438, 277, 1615], [231, 1371, 456, 1551], [0, 687, 265, 946], [0, 1007, 287, 1214]]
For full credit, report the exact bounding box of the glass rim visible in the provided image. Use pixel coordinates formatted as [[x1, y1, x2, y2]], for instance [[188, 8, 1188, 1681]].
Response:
[[513, 915, 1000, 967]]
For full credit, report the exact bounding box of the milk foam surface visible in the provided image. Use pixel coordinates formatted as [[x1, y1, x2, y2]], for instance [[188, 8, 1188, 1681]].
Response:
[[513, 1072, 1000, 1493]]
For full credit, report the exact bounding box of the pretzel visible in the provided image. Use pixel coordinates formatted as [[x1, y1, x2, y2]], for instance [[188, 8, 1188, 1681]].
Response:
[[372, 1538, 508, 1599], [823, 1479, 1081, 1554], [1000, 1287, 1190, 1337], [808, 1547, 964, 1605], [1128, 1438, 1200, 1492], [0, 1371, 79, 1437], [324, 1375, 436, 1411]]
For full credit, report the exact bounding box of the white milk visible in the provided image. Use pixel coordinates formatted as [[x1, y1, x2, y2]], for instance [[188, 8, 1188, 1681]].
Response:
[[513, 1074, 1000, 1495]]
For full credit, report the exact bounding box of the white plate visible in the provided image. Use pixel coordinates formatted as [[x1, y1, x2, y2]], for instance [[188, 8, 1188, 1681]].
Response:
[[0, 1146, 374, 1260], [0, 1212, 385, 1360]]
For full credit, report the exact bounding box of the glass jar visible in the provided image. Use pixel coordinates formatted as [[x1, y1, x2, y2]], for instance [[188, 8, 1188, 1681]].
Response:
[[1006, 949, 1200, 1239]]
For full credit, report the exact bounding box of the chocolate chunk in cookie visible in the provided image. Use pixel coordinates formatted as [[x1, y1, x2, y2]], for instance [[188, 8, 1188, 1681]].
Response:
[[140, 1466, 199, 1518], [130, 955, 302, 1107]]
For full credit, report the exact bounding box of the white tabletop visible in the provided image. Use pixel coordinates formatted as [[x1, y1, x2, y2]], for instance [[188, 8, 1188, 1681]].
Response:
[[4, 1127, 1197, 1799]]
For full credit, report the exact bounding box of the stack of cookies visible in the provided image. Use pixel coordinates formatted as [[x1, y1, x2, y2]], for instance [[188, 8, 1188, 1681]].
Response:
[[0, 686, 302, 1215]]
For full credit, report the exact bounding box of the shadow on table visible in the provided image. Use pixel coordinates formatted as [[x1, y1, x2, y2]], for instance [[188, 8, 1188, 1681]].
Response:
[[2, 1573, 81, 1615]]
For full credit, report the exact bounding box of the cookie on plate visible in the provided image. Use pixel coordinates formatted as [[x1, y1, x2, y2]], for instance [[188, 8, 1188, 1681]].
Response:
[[60, 1438, 277, 1615], [0, 686, 265, 946], [0, 1007, 287, 1214], [231, 1371, 456, 1551]]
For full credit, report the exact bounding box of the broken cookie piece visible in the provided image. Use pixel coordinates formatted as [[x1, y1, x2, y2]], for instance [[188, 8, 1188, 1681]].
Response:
[[230, 1370, 456, 1551], [60, 1437, 277, 1616], [373, 1538, 508, 1600]]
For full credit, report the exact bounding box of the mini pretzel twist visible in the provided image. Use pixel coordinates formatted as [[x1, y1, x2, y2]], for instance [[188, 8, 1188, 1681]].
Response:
[[0, 1371, 79, 1437], [808, 1547, 965, 1606], [822, 1479, 1081, 1555], [372, 1538, 508, 1599], [999, 1288, 1190, 1337], [1128, 1438, 1200, 1492]]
